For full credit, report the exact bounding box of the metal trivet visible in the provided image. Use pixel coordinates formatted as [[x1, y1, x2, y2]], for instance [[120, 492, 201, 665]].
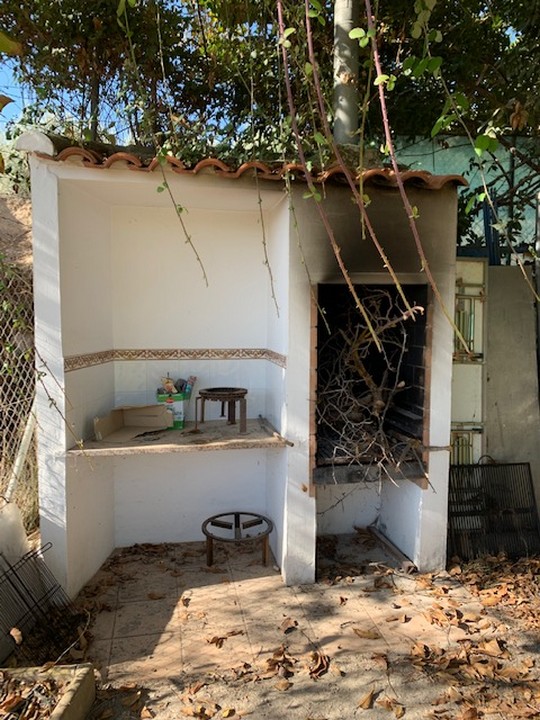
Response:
[[195, 387, 248, 433]]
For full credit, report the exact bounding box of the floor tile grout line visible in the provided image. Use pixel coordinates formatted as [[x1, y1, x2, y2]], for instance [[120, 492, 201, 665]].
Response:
[[226, 557, 258, 664]]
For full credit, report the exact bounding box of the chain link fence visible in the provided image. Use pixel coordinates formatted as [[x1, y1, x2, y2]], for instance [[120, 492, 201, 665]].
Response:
[[0, 258, 38, 531]]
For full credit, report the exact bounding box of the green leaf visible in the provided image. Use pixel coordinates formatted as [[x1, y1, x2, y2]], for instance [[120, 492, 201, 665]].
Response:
[[0, 30, 22, 55], [359, 36, 370, 48], [427, 56, 442, 75], [410, 206, 420, 219], [374, 74, 389, 86], [454, 92, 470, 111], [283, 27, 296, 39], [402, 56, 417, 72], [431, 117, 445, 138], [412, 58, 429, 77], [117, 0, 126, 17], [411, 22, 422, 39], [465, 195, 477, 215], [303, 188, 322, 202], [349, 27, 366, 40], [428, 28, 443, 43], [304, 62, 313, 76], [313, 131, 326, 145], [474, 134, 498, 156]]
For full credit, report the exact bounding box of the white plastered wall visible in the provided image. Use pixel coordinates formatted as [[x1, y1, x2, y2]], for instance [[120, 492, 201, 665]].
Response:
[[30, 158, 69, 589], [373, 188, 456, 571], [29, 157, 295, 595]]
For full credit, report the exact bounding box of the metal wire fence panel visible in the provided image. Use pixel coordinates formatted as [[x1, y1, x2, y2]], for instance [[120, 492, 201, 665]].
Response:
[[448, 463, 540, 561], [0, 259, 37, 529]]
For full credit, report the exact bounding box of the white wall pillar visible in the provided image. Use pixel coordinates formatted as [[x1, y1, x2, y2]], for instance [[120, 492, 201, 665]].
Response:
[[29, 158, 69, 587]]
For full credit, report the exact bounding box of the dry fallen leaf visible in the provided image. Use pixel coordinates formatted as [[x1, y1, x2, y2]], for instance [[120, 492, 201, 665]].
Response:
[[141, 706, 154, 718], [376, 697, 405, 718], [458, 707, 478, 720], [309, 650, 330, 678], [222, 710, 236, 718], [147, 591, 165, 600], [181, 701, 220, 719], [9, 627, 23, 645], [353, 626, 382, 640], [208, 636, 225, 649], [371, 653, 389, 670], [477, 638, 506, 657], [358, 688, 377, 709], [274, 679, 292, 691], [279, 616, 298, 634], [187, 681, 207, 695], [69, 647, 86, 661]]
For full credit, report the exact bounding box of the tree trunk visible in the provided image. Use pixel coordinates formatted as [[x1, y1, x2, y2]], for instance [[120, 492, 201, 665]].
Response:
[[89, 72, 100, 143], [333, 0, 360, 144]]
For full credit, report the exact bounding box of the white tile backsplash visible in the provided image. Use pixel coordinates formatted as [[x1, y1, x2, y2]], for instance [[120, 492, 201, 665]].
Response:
[[114, 360, 147, 392], [66, 357, 283, 437]]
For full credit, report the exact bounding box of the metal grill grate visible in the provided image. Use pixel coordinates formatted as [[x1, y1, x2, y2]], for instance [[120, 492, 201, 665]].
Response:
[[0, 544, 83, 664], [447, 463, 540, 561]]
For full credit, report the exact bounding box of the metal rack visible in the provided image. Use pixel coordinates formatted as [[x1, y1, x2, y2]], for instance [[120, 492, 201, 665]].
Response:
[[0, 543, 83, 664]]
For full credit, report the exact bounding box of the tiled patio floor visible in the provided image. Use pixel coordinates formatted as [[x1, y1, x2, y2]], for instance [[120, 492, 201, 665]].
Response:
[[79, 534, 516, 719]]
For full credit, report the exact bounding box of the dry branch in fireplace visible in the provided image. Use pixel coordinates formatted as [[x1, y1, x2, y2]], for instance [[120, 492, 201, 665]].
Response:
[[316, 286, 425, 475]]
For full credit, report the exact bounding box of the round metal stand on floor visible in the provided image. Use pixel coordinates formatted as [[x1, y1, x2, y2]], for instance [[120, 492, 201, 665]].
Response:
[[201, 511, 273, 566]]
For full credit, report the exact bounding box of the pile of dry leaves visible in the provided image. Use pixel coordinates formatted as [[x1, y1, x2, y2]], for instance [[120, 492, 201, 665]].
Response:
[[0, 670, 62, 719]]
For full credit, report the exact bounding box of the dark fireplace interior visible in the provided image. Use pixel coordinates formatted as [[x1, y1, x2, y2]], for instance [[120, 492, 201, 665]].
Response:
[[315, 283, 428, 471]]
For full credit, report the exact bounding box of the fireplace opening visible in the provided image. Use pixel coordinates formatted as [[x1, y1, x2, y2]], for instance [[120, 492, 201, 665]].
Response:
[[315, 283, 428, 477]]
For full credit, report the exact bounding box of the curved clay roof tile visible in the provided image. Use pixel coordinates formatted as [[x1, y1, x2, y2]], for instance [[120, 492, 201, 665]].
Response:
[[28, 138, 467, 189], [102, 152, 144, 169], [55, 147, 101, 165]]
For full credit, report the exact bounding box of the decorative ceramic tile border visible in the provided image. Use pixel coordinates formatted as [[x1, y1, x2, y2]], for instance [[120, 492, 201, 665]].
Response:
[[64, 348, 287, 372], [64, 350, 113, 371]]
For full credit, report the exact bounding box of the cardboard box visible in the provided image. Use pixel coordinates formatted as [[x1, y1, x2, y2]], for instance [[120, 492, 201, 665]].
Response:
[[94, 405, 173, 442], [155, 375, 196, 430], [156, 393, 186, 429]]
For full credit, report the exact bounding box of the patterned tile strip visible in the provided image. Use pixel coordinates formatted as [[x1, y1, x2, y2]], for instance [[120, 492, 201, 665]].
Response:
[[64, 348, 286, 371]]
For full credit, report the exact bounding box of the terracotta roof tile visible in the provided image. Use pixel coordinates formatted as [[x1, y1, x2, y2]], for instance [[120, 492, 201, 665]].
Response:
[[35, 144, 467, 189]]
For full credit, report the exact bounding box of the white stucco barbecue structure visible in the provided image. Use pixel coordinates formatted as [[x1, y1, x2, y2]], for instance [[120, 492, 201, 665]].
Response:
[[19, 131, 464, 596]]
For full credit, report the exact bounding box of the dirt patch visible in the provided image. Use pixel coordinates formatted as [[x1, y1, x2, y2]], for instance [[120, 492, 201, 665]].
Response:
[[0, 194, 32, 267]]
